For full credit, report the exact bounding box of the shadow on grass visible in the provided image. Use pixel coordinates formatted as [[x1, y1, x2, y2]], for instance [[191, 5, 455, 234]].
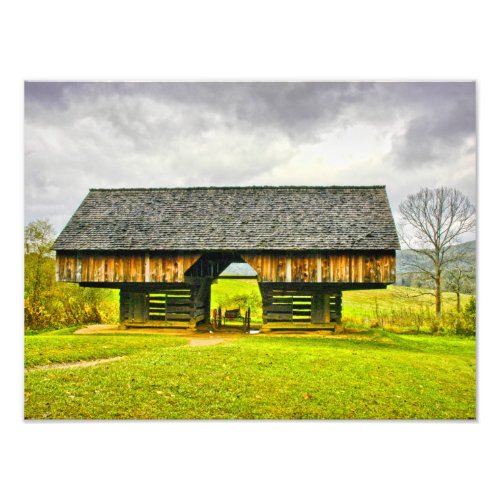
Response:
[[240, 330, 474, 357]]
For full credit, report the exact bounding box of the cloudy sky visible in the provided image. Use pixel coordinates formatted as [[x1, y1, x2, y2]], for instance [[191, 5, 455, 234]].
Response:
[[24, 82, 476, 237]]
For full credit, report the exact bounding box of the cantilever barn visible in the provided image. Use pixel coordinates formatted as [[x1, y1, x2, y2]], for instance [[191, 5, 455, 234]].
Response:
[[54, 186, 400, 331]]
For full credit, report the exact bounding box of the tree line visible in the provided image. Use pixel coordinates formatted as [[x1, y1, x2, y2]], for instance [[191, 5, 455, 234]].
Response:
[[24, 220, 118, 331]]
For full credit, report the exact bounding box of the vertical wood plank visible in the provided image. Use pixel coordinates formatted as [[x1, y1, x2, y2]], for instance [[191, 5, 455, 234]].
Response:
[[303, 257, 309, 282], [139, 255, 145, 282], [277, 255, 286, 282], [99, 254, 104, 282], [159, 256, 164, 282], [123, 255, 129, 282], [173, 258, 179, 282], [76, 253, 82, 282], [163, 256, 170, 282], [90, 254, 95, 281], [309, 255, 317, 282], [321, 255, 329, 282], [178, 256, 184, 282], [145, 252, 150, 282], [285, 257, 292, 282]]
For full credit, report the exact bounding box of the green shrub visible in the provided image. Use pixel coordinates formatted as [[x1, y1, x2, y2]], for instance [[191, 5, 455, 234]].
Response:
[[429, 318, 444, 335], [459, 296, 476, 336], [24, 281, 119, 331]]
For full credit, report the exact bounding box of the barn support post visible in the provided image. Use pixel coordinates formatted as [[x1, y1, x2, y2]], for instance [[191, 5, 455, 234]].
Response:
[[310, 292, 330, 323], [258, 283, 274, 327], [120, 290, 148, 324], [330, 290, 342, 324], [190, 277, 212, 325], [119, 289, 129, 324]]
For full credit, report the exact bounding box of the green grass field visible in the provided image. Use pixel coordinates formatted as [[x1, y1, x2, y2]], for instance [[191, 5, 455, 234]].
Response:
[[211, 278, 263, 322], [211, 279, 472, 332], [24, 328, 475, 420], [24, 281, 475, 419], [343, 285, 470, 316]]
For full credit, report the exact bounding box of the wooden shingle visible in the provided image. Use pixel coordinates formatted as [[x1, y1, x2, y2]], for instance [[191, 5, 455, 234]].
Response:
[[54, 186, 400, 251]]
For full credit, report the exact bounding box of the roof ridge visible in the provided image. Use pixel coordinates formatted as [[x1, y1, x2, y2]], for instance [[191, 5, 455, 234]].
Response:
[[89, 185, 387, 192]]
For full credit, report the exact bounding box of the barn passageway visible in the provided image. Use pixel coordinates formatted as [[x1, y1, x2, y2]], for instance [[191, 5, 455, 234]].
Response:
[[210, 262, 263, 327]]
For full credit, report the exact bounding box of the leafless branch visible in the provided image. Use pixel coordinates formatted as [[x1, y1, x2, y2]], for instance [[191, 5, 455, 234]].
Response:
[[398, 187, 476, 316]]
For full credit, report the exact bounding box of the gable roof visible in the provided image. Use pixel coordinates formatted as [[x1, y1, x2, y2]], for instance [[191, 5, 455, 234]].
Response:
[[54, 186, 400, 251]]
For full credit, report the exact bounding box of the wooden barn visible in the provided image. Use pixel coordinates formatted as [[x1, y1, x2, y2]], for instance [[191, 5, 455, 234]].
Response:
[[54, 186, 400, 331]]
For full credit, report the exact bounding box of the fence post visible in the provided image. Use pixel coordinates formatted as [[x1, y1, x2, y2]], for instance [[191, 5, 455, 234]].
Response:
[[212, 308, 218, 330]]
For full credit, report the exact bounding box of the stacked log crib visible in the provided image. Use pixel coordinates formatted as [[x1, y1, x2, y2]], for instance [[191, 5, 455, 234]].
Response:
[[260, 283, 343, 331]]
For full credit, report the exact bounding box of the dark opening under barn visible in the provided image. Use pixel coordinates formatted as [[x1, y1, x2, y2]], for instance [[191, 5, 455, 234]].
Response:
[[54, 186, 400, 331]]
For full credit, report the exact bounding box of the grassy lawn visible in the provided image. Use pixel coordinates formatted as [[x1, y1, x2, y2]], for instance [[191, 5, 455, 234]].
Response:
[[24, 328, 185, 368], [25, 329, 475, 420], [211, 278, 259, 302], [343, 285, 470, 318]]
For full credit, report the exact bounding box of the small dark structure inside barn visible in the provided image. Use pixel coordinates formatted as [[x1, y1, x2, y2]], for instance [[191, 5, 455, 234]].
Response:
[[54, 186, 400, 331]]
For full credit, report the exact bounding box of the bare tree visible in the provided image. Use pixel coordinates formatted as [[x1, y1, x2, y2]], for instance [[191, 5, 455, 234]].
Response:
[[398, 187, 475, 317], [445, 265, 475, 312]]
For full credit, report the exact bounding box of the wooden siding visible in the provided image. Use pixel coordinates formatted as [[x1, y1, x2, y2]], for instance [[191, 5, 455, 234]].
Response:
[[241, 252, 396, 284], [148, 254, 201, 282], [56, 250, 395, 284], [55, 253, 78, 282], [56, 252, 201, 283]]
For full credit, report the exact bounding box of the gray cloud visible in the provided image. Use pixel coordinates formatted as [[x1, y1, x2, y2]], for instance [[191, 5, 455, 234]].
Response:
[[386, 82, 475, 169], [24, 81, 476, 234], [26, 82, 376, 142]]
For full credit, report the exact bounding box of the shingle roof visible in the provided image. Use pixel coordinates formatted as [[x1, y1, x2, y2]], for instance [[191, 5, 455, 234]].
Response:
[[54, 186, 400, 251]]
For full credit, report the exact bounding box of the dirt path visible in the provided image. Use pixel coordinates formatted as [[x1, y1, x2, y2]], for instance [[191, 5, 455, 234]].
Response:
[[75, 324, 243, 346], [188, 337, 229, 346], [26, 356, 125, 372]]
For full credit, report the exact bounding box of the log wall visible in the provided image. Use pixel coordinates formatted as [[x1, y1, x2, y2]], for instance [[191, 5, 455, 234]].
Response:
[[259, 282, 343, 330], [119, 279, 211, 329]]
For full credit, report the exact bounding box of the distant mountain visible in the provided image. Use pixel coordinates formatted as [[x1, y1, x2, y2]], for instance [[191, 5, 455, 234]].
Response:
[[396, 240, 476, 285], [219, 262, 258, 277]]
